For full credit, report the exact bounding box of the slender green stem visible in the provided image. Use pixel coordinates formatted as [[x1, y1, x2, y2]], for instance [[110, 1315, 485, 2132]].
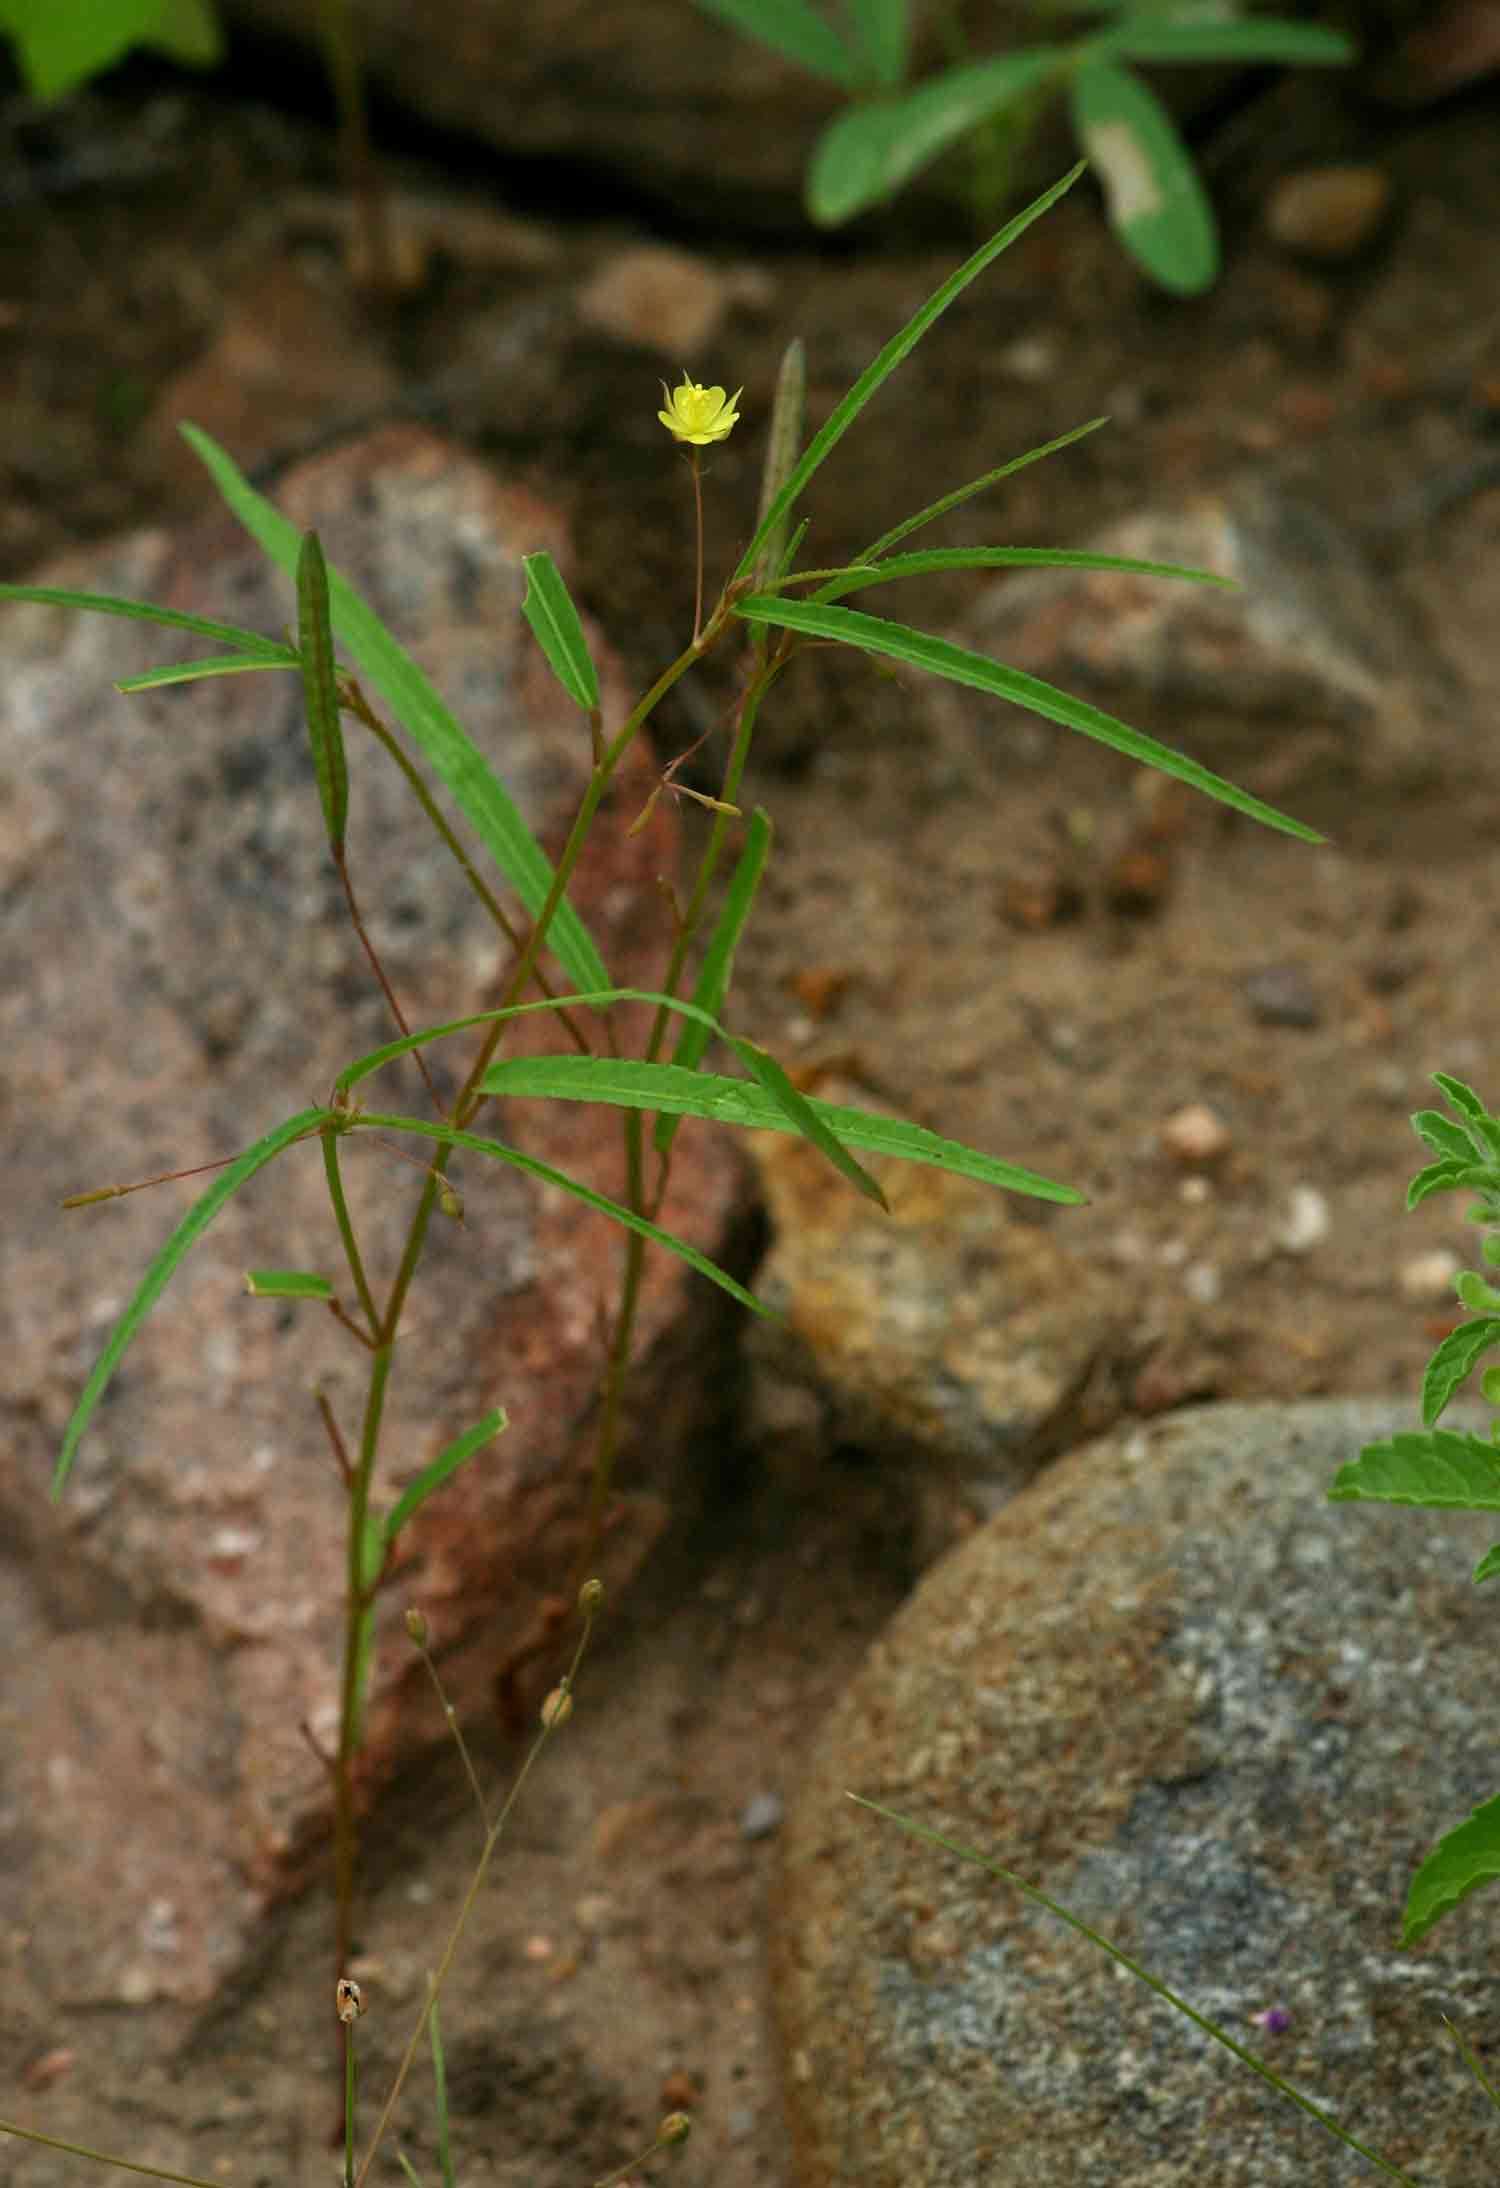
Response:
[[343, 2018, 358, 2188], [333, 1340, 395, 1975], [0, 2123, 218, 2188], [322, 1126, 382, 1338], [334, 849, 444, 1113], [690, 449, 705, 644]]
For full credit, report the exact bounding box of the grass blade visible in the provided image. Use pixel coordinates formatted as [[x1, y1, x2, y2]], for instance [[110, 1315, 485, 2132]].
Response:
[[521, 552, 600, 712], [1070, 60, 1217, 295], [349, 1114, 768, 1313], [479, 1055, 1083, 1204], [383, 1408, 508, 1543], [0, 582, 289, 655], [813, 544, 1234, 603], [734, 596, 1322, 840], [855, 417, 1110, 562], [179, 425, 610, 993], [297, 530, 350, 855], [114, 649, 299, 693], [752, 340, 808, 602], [733, 164, 1086, 583], [656, 808, 773, 1161], [737, 1040, 887, 1208], [1088, 19, 1355, 65], [54, 1108, 329, 1495]]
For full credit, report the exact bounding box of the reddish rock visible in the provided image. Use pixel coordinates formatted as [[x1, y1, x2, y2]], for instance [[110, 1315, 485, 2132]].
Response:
[[0, 427, 751, 2003]]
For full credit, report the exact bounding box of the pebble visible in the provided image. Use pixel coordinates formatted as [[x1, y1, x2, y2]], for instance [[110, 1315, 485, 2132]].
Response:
[[1243, 962, 1322, 1028], [576, 244, 736, 356], [740, 1790, 784, 1841], [1265, 166, 1393, 261], [1275, 1183, 1331, 1255], [1399, 1247, 1461, 1303], [1160, 1101, 1231, 1166]]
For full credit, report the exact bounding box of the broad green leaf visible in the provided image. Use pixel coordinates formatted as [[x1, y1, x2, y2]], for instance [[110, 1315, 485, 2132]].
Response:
[[0, 0, 220, 100], [520, 552, 599, 712], [856, 418, 1110, 562], [807, 50, 1065, 224], [478, 1055, 1083, 1205], [1088, 18, 1355, 67], [813, 544, 1234, 604], [1412, 1106, 1479, 1165], [297, 530, 350, 854], [1403, 1794, 1500, 1948], [848, 0, 907, 87], [1433, 1074, 1493, 1131], [850, 1796, 1422, 2185], [1422, 1319, 1500, 1426], [0, 582, 288, 656], [243, 1269, 335, 1299], [115, 649, 298, 694], [752, 340, 808, 603], [54, 1107, 328, 1495], [1327, 1428, 1500, 1512], [734, 596, 1321, 841], [383, 1408, 507, 1542], [1070, 60, 1217, 295], [737, 1039, 887, 1208], [1472, 1543, 1500, 1586], [1407, 1155, 1479, 1211], [179, 425, 610, 994], [348, 1113, 768, 1313], [657, 809, 773, 1162], [1456, 1272, 1500, 1314], [690, 0, 856, 85], [735, 164, 1085, 583]]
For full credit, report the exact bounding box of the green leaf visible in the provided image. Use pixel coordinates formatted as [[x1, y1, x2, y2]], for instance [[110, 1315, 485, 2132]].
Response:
[[54, 1108, 328, 1496], [734, 596, 1321, 841], [735, 163, 1086, 583], [520, 552, 599, 713], [243, 1269, 335, 1299], [656, 810, 773, 1163], [1069, 60, 1217, 295], [114, 649, 299, 694], [1472, 1543, 1500, 1586], [297, 530, 350, 855], [1403, 1794, 1500, 1948], [1456, 1272, 1500, 1315], [737, 1039, 887, 1209], [1421, 1319, 1500, 1426], [0, 582, 288, 656], [812, 543, 1234, 605], [429, 1995, 455, 2188], [348, 1112, 769, 1314], [848, 0, 908, 87], [856, 417, 1111, 561], [1412, 1106, 1479, 1165], [383, 1408, 508, 1543], [1327, 1428, 1500, 1513], [0, 0, 221, 100], [690, 0, 856, 85], [478, 1054, 1084, 1205], [1088, 18, 1355, 67], [807, 50, 1065, 224], [179, 424, 610, 994], [1433, 1073, 1492, 1130], [1407, 1155, 1478, 1211], [752, 340, 808, 603]]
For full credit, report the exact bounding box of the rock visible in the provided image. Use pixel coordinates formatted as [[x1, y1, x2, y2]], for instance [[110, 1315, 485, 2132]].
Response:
[[1264, 165, 1393, 262], [1159, 1102, 1229, 1167], [1273, 1181, 1331, 1256], [1242, 961, 1323, 1028], [0, 427, 750, 2004], [1399, 1247, 1460, 1303], [773, 1399, 1500, 2186], [959, 475, 1434, 790], [744, 1092, 1126, 1514], [576, 245, 753, 358]]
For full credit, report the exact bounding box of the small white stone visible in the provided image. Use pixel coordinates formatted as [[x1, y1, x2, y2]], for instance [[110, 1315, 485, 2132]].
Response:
[[1399, 1247, 1460, 1303], [1276, 1184, 1330, 1255], [1184, 1260, 1221, 1305], [1161, 1102, 1231, 1165]]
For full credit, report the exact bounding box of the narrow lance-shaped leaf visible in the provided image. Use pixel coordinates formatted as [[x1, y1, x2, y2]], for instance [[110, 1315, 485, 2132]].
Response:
[[855, 417, 1110, 563], [847, 0, 907, 86], [1070, 60, 1217, 296], [1326, 1428, 1500, 1512], [737, 1039, 887, 1209], [481, 1054, 1083, 1205], [244, 1269, 335, 1300], [54, 1107, 330, 1495], [297, 529, 350, 855], [179, 425, 610, 994], [812, 544, 1235, 605], [1403, 1794, 1500, 1948], [734, 164, 1086, 583], [521, 552, 599, 712], [1087, 18, 1355, 66], [383, 1408, 508, 1543], [115, 649, 299, 694], [657, 809, 773, 1164], [347, 1113, 769, 1314], [734, 596, 1321, 842], [0, 581, 291, 656], [752, 340, 807, 606]]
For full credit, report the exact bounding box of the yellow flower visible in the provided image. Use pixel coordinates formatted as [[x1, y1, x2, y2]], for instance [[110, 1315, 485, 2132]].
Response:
[[658, 374, 742, 446]]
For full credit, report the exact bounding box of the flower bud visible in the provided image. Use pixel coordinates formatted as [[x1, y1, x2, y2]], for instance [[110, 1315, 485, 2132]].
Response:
[[659, 2112, 691, 2146], [578, 1577, 605, 1617], [540, 1684, 573, 1729], [404, 1607, 429, 1648], [335, 1976, 365, 2024]]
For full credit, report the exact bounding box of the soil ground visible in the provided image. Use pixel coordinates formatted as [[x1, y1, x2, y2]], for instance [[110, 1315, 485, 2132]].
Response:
[[4, 54, 1500, 2188]]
